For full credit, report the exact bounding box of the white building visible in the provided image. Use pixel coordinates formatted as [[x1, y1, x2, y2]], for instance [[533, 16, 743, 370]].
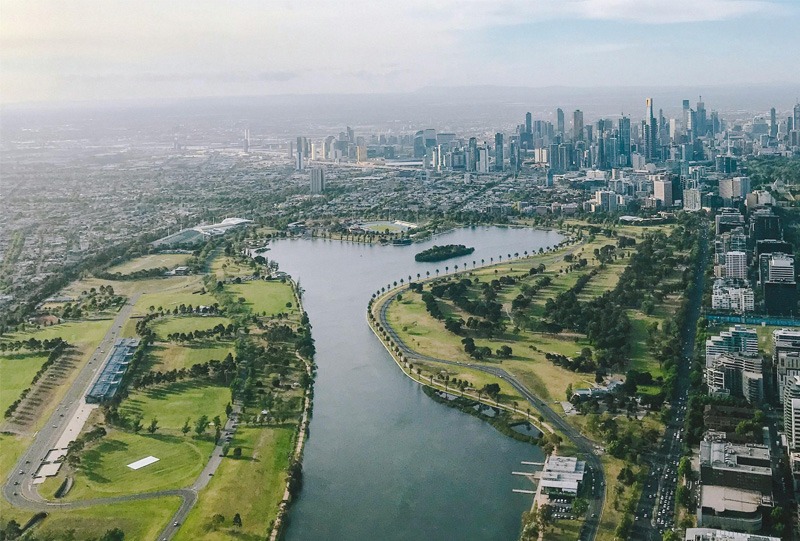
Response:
[[705, 352, 764, 403], [705, 325, 758, 367], [711, 279, 754, 313], [310, 168, 325, 194], [535, 455, 586, 496], [724, 251, 747, 280]]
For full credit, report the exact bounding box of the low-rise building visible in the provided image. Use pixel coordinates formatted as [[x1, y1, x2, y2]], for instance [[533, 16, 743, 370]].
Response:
[[685, 527, 779, 541], [535, 455, 586, 497], [705, 352, 764, 403]]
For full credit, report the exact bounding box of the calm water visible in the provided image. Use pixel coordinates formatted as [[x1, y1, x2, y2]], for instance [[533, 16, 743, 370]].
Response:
[[269, 227, 561, 541]]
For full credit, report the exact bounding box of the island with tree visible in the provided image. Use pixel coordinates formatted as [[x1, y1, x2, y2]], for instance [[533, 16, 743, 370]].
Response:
[[414, 244, 475, 263]]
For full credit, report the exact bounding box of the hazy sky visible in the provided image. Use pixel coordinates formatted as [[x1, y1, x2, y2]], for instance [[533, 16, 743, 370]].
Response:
[[1, 0, 798, 105]]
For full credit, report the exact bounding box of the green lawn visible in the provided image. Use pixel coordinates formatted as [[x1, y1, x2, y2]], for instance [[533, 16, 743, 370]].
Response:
[[175, 427, 293, 541], [147, 342, 234, 372], [107, 254, 190, 275], [229, 280, 296, 317], [211, 255, 256, 281], [4, 319, 113, 351], [66, 429, 214, 500], [36, 496, 182, 540], [133, 286, 214, 317], [119, 381, 231, 431], [0, 352, 48, 413], [150, 316, 233, 341]]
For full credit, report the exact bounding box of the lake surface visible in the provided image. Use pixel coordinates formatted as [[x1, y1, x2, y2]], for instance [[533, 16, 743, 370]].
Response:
[[269, 227, 561, 541]]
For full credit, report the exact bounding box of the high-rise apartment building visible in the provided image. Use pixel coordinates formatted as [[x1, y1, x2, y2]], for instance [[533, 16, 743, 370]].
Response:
[[295, 136, 305, 171], [573, 110, 584, 141], [725, 251, 747, 280], [556, 108, 565, 137], [310, 168, 325, 194], [494, 133, 504, 172], [705, 325, 758, 367]]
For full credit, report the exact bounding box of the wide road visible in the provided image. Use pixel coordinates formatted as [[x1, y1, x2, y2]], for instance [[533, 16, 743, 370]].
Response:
[[376, 291, 606, 541], [2, 292, 242, 541], [629, 224, 709, 540]]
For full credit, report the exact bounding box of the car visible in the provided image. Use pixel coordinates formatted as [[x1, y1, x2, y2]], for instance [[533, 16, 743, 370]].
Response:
[[173, 522, 180, 527], [14, 482, 19, 486]]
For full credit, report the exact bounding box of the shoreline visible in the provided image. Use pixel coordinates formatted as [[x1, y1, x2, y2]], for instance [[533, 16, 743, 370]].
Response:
[[268, 277, 314, 541]]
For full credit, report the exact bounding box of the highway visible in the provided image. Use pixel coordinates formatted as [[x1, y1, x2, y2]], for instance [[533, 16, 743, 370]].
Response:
[[629, 225, 709, 540], [375, 291, 606, 541]]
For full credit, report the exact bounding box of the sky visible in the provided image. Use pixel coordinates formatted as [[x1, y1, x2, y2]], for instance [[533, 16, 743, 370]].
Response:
[[1, 0, 799, 105]]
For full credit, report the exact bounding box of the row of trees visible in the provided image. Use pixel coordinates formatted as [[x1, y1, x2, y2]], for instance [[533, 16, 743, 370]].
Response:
[[4, 339, 68, 419]]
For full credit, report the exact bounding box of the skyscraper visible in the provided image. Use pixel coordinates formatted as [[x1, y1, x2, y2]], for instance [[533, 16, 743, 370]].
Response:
[[618, 116, 631, 166], [494, 133, 504, 172], [770, 107, 778, 138], [525, 112, 532, 135], [696, 96, 707, 137], [310, 168, 325, 194], [573, 110, 584, 141], [794, 102, 800, 134], [556, 108, 565, 137], [644, 98, 657, 162], [243, 128, 250, 153], [295, 136, 305, 170], [682, 99, 691, 137], [468, 137, 478, 172]]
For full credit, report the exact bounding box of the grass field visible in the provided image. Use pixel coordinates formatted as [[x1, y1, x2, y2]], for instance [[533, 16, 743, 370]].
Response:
[[211, 255, 256, 281], [150, 316, 233, 340], [66, 429, 214, 500], [229, 280, 296, 317], [0, 352, 48, 413], [119, 381, 231, 432], [146, 342, 234, 372], [132, 282, 213, 317], [35, 496, 181, 540], [106, 254, 190, 275], [175, 427, 293, 541]]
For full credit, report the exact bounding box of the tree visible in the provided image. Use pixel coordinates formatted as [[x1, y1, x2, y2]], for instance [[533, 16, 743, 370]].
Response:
[[182, 418, 191, 436], [195, 414, 211, 436], [572, 497, 589, 516], [99, 528, 126, 541], [147, 418, 158, 434], [482, 383, 501, 399], [232, 513, 242, 527], [211, 514, 225, 527], [132, 416, 143, 433], [565, 383, 573, 401], [233, 446, 243, 458]]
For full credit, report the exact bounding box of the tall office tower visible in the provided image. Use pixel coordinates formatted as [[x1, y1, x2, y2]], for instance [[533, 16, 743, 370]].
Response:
[[295, 137, 305, 170], [288, 140, 294, 159], [509, 136, 520, 173], [468, 137, 478, 172], [494, 133, 504, 172], [794, 102, 800, 134], [696, 96, 707, 137], [618, 116, 631, 166], [549, 143, 560, 172], [310, 168, 325, 194], [770, 107, 778, 138], [573, 110, 584, 141], [556, 108, 565, 137], [243, 128, 250, 153], [477, 147, 489, 173], [682, 99, 691, 137], [525, 112, 532, 134], [346, 126, 355, 143], [644, 98, 657, 162], [710, 111, 720, 137]]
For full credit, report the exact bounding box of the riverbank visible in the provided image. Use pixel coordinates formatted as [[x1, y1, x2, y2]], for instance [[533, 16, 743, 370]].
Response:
[[268, 277, 314, 541]]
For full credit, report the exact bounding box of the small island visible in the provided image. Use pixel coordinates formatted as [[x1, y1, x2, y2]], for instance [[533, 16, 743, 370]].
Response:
[[414, 244, 475, 262]]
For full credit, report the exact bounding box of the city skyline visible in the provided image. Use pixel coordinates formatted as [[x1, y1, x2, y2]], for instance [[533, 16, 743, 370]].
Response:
[[1, 0, 799, 105]]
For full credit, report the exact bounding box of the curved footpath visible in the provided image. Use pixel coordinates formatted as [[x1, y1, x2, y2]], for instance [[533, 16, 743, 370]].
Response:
[[371, 287, 605, 541]]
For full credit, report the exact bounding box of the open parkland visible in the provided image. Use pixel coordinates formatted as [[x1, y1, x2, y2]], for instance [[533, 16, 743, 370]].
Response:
[[0, 239, 313, 540], [369, 216, 702, 541]]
